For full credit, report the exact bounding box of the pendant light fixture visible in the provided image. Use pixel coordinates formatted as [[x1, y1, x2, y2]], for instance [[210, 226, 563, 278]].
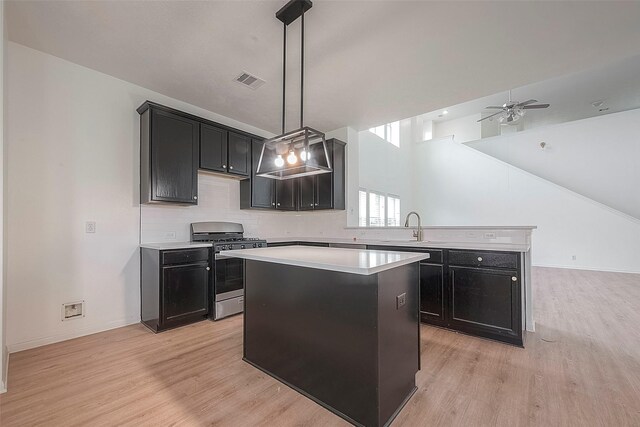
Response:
[[256, 0, 332, 180]]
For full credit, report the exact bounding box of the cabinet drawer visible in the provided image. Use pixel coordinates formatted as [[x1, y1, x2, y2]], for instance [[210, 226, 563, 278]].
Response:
[[162, 248, 210, 265], [448, 250, 517, 269], [367, 246, 443, 264]]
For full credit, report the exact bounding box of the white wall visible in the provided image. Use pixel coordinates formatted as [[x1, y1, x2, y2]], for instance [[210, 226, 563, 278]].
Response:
[[466, 108, 640, 220], [433, 113, 481, 143], [1, 0, 7, 393], [415, 137, 640, 273], [5, 42, 285, 353]]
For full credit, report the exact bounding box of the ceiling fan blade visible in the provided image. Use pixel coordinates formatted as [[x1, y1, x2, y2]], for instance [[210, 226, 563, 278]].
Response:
[[522, 104, 550, 109], [485, 106, 505, 109], [517, 99, 538, 107], [477, 111, 504, 122]]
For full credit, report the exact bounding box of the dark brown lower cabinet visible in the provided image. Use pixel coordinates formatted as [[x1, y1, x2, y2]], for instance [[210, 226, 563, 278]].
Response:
[[366, 245, 523, 346], [448, 266, 522, 345], [141, 247, 211, 332], [419, 262, 446, 326]]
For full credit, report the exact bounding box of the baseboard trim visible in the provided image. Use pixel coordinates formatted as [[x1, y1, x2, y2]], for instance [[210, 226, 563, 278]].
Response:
[[1, 349, 9, 394], [532, 263, 640, 275], [7, 316, 140, 354]]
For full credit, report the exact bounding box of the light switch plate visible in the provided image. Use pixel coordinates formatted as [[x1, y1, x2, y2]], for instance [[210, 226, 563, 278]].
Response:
[[396, 293, 406, 309]]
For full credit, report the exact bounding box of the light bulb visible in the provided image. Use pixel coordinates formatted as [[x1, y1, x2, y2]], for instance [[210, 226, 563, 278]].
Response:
[[274, 155, 284, 167], [287, 151, 297, 165], [300, 149, 307, 161]]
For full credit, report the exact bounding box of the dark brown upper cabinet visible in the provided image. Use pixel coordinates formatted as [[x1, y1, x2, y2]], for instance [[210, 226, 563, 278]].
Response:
[[200, 126, 250, 178], [140, 106, 200, 205], [276, 179, 297, 211], [227, 132, 250, 177], [200, 124, 228, 173], [139, 101, 263, 205], [296, 139, 346, 211], [240, 140, 276, 209]]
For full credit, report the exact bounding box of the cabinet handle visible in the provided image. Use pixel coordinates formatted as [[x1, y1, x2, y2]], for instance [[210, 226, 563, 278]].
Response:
[[272, 202, 275, 206], [206, 267, 211, 271], [193, 196, 198, 200], [229, 165, 234, 170], [222, 164, 226, 168], [512, 276, 517, 282], [477, 257, 483, 262], [277, 203, 281, 206], [315, 203, 318, 206]]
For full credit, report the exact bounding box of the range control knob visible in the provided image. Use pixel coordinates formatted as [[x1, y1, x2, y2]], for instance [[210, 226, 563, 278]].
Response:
[[253, 243, 257, 248], [240, 244, 245, 249]]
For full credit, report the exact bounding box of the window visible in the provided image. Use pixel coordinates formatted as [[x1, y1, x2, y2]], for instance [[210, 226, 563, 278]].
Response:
[[368, 121, 400, 147], [368, 192, 386, 227], [359, 189, 400, 227], [387, 195, 401, 226], [359, 190, 368, 227]]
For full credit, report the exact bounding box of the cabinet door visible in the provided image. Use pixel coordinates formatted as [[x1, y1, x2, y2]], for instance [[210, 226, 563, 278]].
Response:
[[298, 176, 315, 210], [329, 139, 346, 210], [312, 142, 333, 209], [200, 124, 228, 172], [162, 262, 209, 324], [420, 263, 446, 325], [228, 132, 250, 176], [315, 173, 333, 209], [151, 109, 199, 204], [449, 266, 521, 343], [249, 140, 276, 208], [276, 179, 297, 210]]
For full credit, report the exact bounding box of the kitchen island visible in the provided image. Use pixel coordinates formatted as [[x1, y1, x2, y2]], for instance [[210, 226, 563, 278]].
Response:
[[220, 246, 429, 427]]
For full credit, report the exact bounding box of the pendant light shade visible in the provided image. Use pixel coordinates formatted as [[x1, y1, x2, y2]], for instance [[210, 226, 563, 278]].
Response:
[[256, 0, 332, 180], [257, 127, 331, 179]]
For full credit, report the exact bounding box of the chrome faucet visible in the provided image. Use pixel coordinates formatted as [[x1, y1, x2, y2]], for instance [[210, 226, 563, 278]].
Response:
[[404, 211, 423, 241]]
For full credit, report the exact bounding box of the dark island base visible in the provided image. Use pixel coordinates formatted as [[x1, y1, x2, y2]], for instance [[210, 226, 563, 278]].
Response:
[[243, 260, 420, 427]]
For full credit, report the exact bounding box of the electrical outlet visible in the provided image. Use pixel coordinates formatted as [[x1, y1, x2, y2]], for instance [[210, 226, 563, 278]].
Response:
[[466, 232, 478, 239], [85, 221, 96, 233], [484, 232, 496, 239], [572, 255, 577, 261], [163, 231, 176, 240], [62, 301, 85, 321], [396, 293, 406, 309]]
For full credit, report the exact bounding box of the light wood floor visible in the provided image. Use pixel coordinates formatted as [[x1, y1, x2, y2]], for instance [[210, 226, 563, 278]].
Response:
[[1, 267, 639, 426]]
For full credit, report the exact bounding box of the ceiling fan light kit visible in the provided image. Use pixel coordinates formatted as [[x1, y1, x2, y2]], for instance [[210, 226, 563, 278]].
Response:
[[256, 0, 332, 180]]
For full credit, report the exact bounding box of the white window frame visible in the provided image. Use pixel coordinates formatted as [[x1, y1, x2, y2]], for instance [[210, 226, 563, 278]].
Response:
[[368, 121, 400, 147], [359, 189, 401, 227]]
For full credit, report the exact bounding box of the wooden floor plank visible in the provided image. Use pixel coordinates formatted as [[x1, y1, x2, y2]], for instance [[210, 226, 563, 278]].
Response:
[[1, 267, 639, 426]]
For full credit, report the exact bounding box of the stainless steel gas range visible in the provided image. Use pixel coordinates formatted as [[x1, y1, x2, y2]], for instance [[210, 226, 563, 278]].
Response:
[[190, 222, 267, 320]]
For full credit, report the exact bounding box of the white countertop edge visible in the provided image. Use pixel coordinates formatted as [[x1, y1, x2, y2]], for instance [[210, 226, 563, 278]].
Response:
[[343, 225, 537, 230], [219, 247, 430, 276], [140, 242, 213, 250], [266, 237, 530, 253]]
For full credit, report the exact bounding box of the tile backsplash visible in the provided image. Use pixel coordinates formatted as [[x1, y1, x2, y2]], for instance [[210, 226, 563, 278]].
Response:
[[141, 173, 533, 245]]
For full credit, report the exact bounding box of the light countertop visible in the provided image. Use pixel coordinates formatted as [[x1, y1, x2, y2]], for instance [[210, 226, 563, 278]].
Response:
[[266, 237, 530, 252], [219, 246, 430, 275], [140, 241, 213, 250]]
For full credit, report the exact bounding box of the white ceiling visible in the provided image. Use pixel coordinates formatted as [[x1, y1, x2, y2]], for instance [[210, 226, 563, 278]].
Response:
[[7, 1, 640, 134], [419, 54, 640, 128]]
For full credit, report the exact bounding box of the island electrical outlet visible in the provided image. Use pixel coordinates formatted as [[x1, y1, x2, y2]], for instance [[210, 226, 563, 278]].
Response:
[[396, 292, 406, 309]]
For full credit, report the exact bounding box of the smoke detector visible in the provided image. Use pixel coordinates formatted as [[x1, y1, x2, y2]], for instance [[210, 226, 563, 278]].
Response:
[[591, 100, 609, 112], [235, 71, 266, 90]]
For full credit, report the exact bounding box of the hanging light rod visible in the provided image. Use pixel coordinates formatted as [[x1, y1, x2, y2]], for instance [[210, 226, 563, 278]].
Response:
[[256, 0, 332, 180]]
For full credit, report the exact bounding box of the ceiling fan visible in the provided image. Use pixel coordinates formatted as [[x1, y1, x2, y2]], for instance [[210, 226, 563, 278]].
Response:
[[478, 90, 550, 125]]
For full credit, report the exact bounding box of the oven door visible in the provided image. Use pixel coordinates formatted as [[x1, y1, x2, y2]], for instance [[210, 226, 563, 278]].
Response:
[[214, 254, 244, 301]]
